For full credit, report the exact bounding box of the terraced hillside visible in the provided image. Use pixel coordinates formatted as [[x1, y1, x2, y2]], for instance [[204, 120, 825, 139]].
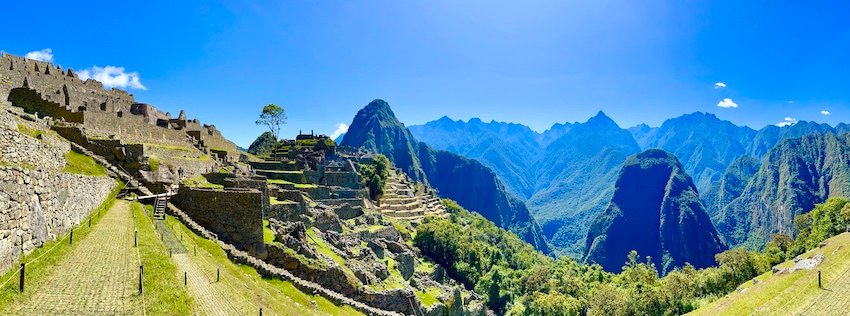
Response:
[[691, 232, 850, 315], [378, 168, 447, 221]]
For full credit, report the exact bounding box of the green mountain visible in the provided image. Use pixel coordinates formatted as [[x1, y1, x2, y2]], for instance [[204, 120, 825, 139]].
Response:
[[631, 112, 757, 194], [342, 99, 552, 253], [584, 149, 726, 274], [408, 117, 541, 199], [411, 112, 640, 257], [701, 156, 761, 218], [247, 131, 277, 156], [530, 111, 641, 256], [715, 133, 850, 248]]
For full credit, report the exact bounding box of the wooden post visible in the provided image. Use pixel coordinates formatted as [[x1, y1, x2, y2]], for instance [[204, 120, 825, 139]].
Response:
[[88, 219, 91, 228], [217, 268, 220, 282], [818, 270, 822, 288], [184, 271, 187, 286], [70, 229, 73, 245], [134, 231, 138, 247], [139, 265, 144, 294], [194, 245, 196, 256], [19, 263, 25, 292]]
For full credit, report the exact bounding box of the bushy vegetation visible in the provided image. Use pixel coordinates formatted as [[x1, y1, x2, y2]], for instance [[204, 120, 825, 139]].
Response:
[[414, 198, 850, 315], [247, 131, 276, 156], [358, 154, 389, 200], [63, 150, 107, 176]]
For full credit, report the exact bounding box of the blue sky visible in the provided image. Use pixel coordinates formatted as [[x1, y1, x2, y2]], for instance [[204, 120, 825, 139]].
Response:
[[2, 0, 849, 146]]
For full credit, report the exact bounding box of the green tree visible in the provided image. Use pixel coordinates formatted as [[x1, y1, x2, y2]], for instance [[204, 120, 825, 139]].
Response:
[[255, 104, 287, 139]]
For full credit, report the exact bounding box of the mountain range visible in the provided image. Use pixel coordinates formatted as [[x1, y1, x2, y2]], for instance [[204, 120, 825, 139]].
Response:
[[341, 99, 552, 254], [410, 111, 850, 254]]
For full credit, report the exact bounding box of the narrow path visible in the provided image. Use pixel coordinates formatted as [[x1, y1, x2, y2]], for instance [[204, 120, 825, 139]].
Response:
[[6, 200, 142, 315], [172, 253, 242, 315]]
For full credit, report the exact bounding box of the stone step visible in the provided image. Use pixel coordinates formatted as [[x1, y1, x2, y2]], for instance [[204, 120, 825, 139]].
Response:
[[383, 201, 421, 211], [381, 196, 418, 205]]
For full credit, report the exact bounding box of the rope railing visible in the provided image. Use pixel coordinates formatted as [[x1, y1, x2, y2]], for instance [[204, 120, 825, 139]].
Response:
[[0, 180, 125, 292]]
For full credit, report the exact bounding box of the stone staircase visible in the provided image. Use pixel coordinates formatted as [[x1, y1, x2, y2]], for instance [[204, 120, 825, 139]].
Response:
[[153, 197, 167, 220], [378, 168, 447, 221]]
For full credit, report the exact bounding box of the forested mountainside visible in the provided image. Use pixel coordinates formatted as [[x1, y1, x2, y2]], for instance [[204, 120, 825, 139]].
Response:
[[342, 99, 551, 253], [715, 133, 850, 248], [411, 111, 638, 257], [412, 111, 850, 254], [584, 149, 726, 274]]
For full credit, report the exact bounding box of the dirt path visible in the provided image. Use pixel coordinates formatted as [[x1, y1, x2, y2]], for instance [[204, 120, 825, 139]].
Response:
[[5, 200, 143, 315], [172, 253, 243, 315]]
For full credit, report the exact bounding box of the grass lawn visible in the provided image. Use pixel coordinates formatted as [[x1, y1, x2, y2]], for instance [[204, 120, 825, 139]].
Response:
[[690, 232, 850, 315], [63, 150, 107, 176], [415, 287, 442, 307], [182, 175, 224, 189], [165, 215, 362, 315], [0, 180, 121, 310], [131, 202, 196, 314], [267, 178, 318, 189]]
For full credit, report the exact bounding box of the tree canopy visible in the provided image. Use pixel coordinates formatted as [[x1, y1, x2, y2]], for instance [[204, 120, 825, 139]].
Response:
[[256, 104, 287, 139]]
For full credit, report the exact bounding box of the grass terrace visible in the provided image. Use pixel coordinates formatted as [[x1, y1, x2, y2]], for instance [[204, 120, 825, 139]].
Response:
[[63, 150, 107, 176]]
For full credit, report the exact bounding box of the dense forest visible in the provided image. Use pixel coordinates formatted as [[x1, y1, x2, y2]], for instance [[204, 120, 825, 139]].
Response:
[[414, 198, 850, 315]]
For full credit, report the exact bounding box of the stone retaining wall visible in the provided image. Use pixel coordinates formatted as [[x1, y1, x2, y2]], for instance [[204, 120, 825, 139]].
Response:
[[172, 186, 265, 257], [0, 167, 115, 273], [166, 204, 401, 316]]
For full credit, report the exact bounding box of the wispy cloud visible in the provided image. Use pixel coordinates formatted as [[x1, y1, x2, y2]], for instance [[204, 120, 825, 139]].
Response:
[[717, 98, 738, 108], [330, 123, 348, 140], [821, 110, 831, 116], [776, 117, 797, 127], [25, 48, 53, 62], [714, 82, 727, 89], [77, 66, 146, 90]]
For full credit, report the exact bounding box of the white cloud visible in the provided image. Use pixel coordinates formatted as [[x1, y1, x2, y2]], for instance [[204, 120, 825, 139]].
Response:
[[821, 110, 831, 116], [717, 98, 738, 108], [25, 48, 54, 62], [714, 82, 727, 89], [330, 123, 348, 140], [776, 117, 797, 127], [77, 66, 146, 90]]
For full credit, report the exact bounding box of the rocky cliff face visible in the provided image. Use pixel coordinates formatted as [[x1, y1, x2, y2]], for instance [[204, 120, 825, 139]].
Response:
[[715, 133, 850, 248], [342, 99, 551, 253], [584, 149, 726, 274]]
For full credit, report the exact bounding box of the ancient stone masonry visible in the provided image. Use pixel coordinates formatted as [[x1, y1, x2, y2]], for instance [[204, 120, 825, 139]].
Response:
[[0, 110, 115, 274], [172, 185, 266, 258], [0, 52, 239, 163], [0, 53, 133, 112], [378, 167, 448, 221]]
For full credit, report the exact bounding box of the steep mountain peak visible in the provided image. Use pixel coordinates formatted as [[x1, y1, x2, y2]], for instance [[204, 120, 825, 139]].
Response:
[[435, 115, 455, 123], [584, 149, 726, 274], [469, 117, 483, 124], [581, 110, 621, 131], [364, 98, 393, 114]]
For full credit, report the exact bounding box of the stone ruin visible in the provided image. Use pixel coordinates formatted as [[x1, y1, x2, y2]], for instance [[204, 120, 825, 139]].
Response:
[[0, 52, 239, 163]]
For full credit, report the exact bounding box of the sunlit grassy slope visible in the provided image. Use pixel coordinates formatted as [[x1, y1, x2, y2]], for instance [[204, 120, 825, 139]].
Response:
[[690, 232, 850, 316]]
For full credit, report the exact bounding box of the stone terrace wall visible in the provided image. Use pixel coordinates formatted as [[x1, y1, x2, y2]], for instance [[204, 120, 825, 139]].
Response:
[[83, 111, 195, 148], [0, 109, 115, 274], [0, 167, 115, 273], [172, 186, 265, 257]]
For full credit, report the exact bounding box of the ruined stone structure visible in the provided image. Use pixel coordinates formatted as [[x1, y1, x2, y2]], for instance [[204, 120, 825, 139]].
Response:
[[0, 53, 239, 161], [378, 168, 447, 221], [0, 110, 115, 273]]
